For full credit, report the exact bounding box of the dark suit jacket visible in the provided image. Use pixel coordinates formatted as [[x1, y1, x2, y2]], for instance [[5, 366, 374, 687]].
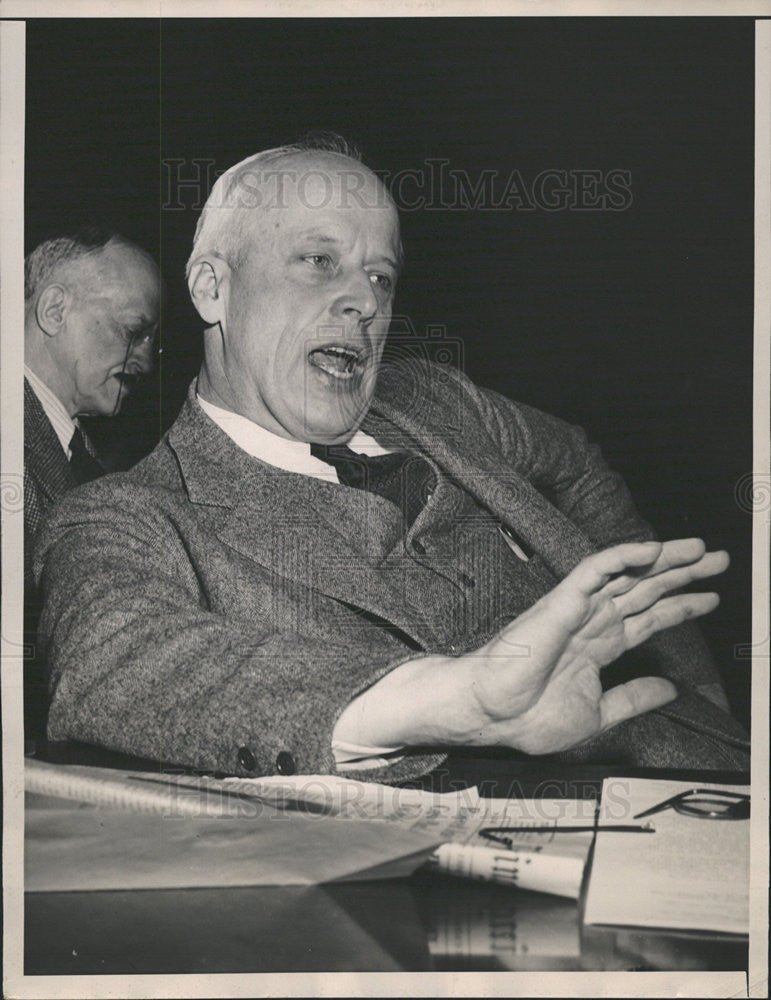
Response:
[[34, 362, 750, 779], [24, 379, 77, 588], [24, 378, 101, 737]]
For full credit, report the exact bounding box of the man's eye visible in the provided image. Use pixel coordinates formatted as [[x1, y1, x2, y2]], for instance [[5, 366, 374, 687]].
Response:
[[369, 273, 393, 292], [304, 254, 333, 268]]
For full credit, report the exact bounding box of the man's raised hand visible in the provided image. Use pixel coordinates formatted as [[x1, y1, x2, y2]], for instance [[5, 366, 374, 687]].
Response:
[[332, 538, 729, 756], [468, 538, 729, 754]]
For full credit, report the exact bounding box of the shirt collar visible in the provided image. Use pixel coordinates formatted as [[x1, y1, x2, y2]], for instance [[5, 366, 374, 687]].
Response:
[[196, 393, 393, 483], [24, 364, 78, 457]]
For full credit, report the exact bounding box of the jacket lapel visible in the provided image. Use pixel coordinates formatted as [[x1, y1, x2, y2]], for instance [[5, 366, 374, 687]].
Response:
[[24, 379, 75, 502], [366, 363, 597, 579], [167, 387, 437, 645]]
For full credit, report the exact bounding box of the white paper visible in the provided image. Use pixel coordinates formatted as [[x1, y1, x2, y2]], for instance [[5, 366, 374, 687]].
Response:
[[24, 793, 441, 891], [26, 761, 596, 898], [584, 778, 750, 934], [225, 772, 482, 823]]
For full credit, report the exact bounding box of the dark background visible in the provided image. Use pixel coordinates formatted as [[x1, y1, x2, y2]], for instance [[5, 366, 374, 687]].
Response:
[[25, 17, 754, 726]]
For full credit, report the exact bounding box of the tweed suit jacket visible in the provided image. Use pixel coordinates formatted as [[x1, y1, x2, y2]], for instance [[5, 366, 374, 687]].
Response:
[[34, 362, 750, 780]]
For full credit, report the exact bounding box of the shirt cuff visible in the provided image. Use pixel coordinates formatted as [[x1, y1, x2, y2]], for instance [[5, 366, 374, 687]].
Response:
[[331, 738, 406, 772]]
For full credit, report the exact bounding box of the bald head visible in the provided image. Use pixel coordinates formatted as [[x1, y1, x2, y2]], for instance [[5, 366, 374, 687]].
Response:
[[188, 146, 401, 277], [25, 232, 160, 418]]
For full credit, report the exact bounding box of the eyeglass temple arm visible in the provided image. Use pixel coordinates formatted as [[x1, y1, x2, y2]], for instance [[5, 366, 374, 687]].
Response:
[[633, 792, 694, 819]]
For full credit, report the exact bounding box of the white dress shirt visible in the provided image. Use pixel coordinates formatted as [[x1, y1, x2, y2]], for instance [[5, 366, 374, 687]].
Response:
[[197, 393, 393, 476], [24, 365, 78, 458]]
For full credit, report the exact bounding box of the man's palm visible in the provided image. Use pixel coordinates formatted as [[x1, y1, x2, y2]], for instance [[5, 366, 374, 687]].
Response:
[[469, 538, 728, 754]]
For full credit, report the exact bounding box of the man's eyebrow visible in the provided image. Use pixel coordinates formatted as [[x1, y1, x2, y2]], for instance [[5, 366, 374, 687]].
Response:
[[296, 231, 341, 245], [295, 231, 401, 273], [119, 313, 158, 331], [378, 255, 401, 276]]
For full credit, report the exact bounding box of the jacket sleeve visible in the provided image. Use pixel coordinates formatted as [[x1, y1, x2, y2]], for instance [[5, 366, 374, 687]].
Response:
[[471, 382, 656, 547], [33, 484, 443, 781]]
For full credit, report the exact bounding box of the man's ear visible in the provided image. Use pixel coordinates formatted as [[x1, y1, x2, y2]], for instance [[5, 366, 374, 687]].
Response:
[[187, 257, 230, 327], [35, 284, 70, 336]]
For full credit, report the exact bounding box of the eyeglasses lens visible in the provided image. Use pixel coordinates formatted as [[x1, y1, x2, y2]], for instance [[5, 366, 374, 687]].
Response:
[[677, 794, 750, 819]]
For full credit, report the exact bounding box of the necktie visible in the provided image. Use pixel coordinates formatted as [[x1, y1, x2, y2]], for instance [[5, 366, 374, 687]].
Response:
[[310, 443, 435, 528], [69, 428, 103, 485]]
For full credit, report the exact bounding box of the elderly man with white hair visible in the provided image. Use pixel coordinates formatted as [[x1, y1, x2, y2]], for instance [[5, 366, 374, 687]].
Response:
[[24, 227, 160, 740], [33, 135, 749, 781]]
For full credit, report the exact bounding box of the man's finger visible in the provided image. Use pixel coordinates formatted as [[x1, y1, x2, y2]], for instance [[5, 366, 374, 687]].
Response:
[[623, 592, 720, 648], [612, 550, 729, 616], [645, 537, 709, 572], [567, 541, 663, 596], [601, 538, 717, 598], [599, 676, 678, 731]]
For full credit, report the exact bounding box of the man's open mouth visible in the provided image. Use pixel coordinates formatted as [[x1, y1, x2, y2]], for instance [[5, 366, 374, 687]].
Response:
[[307, 345, 364, 381]]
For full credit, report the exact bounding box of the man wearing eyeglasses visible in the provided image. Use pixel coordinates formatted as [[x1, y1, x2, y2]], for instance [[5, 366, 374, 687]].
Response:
[[32, 138, 749, 781], [23, 227, 160, 739]]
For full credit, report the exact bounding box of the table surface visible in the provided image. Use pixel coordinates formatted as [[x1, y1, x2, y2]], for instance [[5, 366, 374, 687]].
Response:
[[24, 742, 750, 975]]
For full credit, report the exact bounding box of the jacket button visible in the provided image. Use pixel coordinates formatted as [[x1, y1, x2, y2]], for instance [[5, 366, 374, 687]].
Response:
[[276, 751, 296, 775], [412, 539, 427, 555], [459, 572, 475, 589], [237, 746, 256, 771]]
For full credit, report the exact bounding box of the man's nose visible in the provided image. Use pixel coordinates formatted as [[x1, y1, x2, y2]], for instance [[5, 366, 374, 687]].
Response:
[[332, 269, 379, 322]]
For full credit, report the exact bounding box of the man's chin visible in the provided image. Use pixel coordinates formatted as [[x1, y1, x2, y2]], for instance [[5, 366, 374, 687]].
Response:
[[297, 392, 374, 444], [296, 422, 362, 445], [295, 411, 368, 445]]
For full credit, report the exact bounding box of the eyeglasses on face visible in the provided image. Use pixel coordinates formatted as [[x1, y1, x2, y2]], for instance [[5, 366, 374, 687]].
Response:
[[633, 788, 750, 821]]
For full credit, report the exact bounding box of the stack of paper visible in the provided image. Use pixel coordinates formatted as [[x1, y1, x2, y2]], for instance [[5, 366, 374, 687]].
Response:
[[24, 761, 449, 890], [25, 760, 596, 897], [583, 777, 750, 935], [229, 771, 597, 897]]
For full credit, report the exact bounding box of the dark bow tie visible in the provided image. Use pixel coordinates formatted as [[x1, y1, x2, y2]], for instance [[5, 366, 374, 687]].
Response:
[[310, 443, 435, 528]]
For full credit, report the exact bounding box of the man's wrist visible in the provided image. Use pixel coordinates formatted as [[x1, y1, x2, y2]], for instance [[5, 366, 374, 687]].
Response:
[[333, 652, 487, 750]]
